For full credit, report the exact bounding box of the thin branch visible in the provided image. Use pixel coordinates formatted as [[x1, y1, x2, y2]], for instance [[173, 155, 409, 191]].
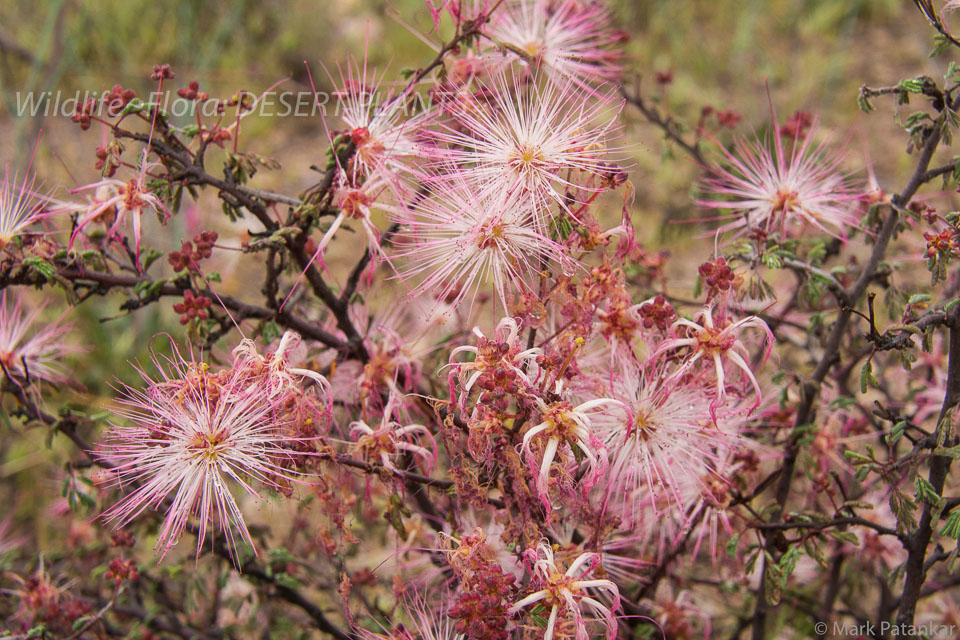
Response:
[[896, 305, 960, 626], [621, 82, 706, 164]]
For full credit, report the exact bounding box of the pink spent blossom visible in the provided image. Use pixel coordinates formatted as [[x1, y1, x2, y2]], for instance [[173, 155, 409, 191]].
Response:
[[654, 304, 773, 418], [549, 522, 651, 588], [510, 541, 620, 640], [520, 383, 621, 509], [448, 317, 542, 408], [231, 330, 331, 399], [97, 346, 308, 565], [349, 393, 438, 474], [696, 109, 861, 240], [66, 170, 170, 271], [2, 555, 81, 630]]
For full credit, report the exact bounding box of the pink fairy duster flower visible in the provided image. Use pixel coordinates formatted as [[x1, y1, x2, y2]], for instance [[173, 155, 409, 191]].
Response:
[[444, 513, 525, 580], [429, 69, 623, 221], [510, 541, 620, 640], [668, 453, 752, 563], [282, 171, 400, 307], [648, 587, 712, 640], [0, 291, 76, 389], [696, 109, 861, 241], [653, 303, 773, 418], [354, 299, 445, 401], [520, 383, 621, 509], [97, 347, 308, 565], [548, 523, 650, 588], [356, 595, 466, 640], [331, 56, 434, 181], [592, 363, 740, 523], [485, 0, 623, 89], [448, 317, 542, 408], [0, 168, 52, 248], [389, 174, 570, 312], [349, 393, 438, 474], [65, 169, 170, 271]]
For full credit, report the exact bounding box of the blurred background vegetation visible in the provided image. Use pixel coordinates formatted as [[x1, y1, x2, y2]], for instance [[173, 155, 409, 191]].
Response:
[[0, 0, 952, 572]]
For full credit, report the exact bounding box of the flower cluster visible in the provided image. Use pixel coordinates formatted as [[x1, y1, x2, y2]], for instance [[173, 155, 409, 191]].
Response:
[[97, 334, 329, 563], [6, 0, 959, 638]]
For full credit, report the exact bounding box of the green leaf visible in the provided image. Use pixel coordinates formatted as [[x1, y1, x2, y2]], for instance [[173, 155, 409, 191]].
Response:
[[807, 242, 827, 265], [120, 98, 147, 116], [763, 559, 783, 605], [726, 533, 740, 558], [827, 530, 859, 545], [273, 573, 302, 589], [843, 449, 872, 463], [779, 546, 800, 577], [21, 257, 55, 279], [261, 321, 281, 344], [860, 360, 879, 394], [898, 77, 925, 94], [886, 421, 906, 446], [932, 34, 954, 58], [934, 444, 960, 459], [941, 510, 960, 539], [142, 248, 164, 271], [268, 547, 297, 565], [890, 489, 918, 534]]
